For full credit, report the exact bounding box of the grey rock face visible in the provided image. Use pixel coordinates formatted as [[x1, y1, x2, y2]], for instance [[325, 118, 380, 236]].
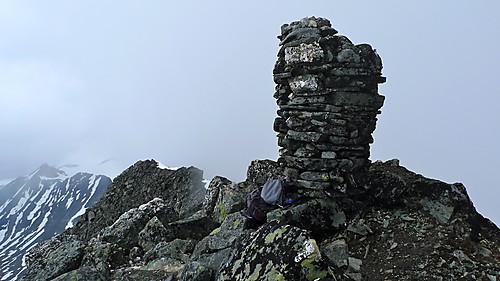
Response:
[[100, 198, 167, 249], [218, 221, 330, 280], [179, 261, 213, 281], [21, 235, 85, 281], [190, 212, 250, 276], [245, 159, 283, 186], [69, 160, 205, 242], [138, 216, 173, 252], [203, 176, 250, 224], [267, 198, 346, 237]]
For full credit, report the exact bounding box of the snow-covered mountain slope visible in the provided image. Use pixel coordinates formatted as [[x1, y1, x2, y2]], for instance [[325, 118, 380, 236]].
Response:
[[0, 164, 111, 281]]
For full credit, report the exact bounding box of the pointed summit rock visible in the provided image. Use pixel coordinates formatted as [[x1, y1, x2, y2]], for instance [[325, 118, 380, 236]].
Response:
[[29, 164, 67, 179]]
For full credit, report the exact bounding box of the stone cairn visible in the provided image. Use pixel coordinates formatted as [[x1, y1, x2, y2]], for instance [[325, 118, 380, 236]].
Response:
[[273, 17, 386, 195]]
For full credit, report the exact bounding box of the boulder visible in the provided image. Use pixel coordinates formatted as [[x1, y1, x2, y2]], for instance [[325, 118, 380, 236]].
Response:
[[179, 261, 213, 281], [165, 211, 219, 241], [51, 266, 108, 281], [245, 159, 283, 186], [80, 240, 127, 273], [100, 198, 167, 249], [138, 216, 174, 252], [143, 239, 196, 264], [20, 235, 85, 281], [267, 198, 346, 237], [203, 176, 250, 223], [218, 221, 333, 280], [190, 212, 250, 274], [321, 239, 349, 268]]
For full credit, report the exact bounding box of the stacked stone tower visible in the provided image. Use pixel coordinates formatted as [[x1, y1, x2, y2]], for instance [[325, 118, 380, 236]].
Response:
[[273, 17, 385, 195]]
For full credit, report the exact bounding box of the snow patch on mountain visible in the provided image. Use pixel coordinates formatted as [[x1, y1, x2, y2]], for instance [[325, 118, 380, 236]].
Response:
[[157, 161, 181, 171]]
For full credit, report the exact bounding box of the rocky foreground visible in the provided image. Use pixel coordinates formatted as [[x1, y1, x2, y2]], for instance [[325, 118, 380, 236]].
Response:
[[19, 159, 499, 281]]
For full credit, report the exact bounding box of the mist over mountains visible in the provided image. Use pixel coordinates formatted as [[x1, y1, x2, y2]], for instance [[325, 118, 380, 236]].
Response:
[[0, 164, 111, 280]]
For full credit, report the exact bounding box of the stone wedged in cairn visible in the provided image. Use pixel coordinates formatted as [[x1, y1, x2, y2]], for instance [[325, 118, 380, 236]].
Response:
[[273, 16, 385, 196]]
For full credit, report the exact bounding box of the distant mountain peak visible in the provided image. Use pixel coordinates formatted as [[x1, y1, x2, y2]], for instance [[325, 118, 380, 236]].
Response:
[[28, 164, 67, 179]]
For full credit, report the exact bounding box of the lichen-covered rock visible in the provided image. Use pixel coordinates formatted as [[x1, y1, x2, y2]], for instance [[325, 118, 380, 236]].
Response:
[[245, 159, 283, 186], [193, 212, 249, 255], [190, 212, 250, 275], [179, 261, 213, 281], [138, 216, 174, 252], [50, 266, 108, 281], [321, 239, 349, 268], [70, 160, 206, 242], [267, 198, 346, 237], [203, 176, 250, 223], [111, 268, 175, 281], [112, 239, 196, 280], [218, 221, 332, 281], [143, 239, 196, 264], [80, 240, 126, 274], [20, 236, 85, 281], [100, 198, 167, 249], [166, 211, 219, 241], [369, 160, 480, 225]]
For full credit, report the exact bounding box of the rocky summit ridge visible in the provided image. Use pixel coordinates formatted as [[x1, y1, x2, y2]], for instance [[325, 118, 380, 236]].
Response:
[[19, 17, 499, 281], [18, 159, 499, 281]]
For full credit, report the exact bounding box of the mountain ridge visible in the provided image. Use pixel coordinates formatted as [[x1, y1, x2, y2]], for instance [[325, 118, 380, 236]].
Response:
[[17, 159, 500, 281], [0, 164, 111, 280]]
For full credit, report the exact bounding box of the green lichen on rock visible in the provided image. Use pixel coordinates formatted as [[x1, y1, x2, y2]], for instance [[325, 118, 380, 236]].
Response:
[[267, 199, 346, 238], [218, 221, 331, 280], [264, 225, 289, 244], [248, 263, 262, 281], [232, 218, 241, 229], [219, 201, 227, 220], [210, 227, 222, 235], [262, 264, 287, 281], [300, 258, 328, 280], [179, 261, 213, 281]]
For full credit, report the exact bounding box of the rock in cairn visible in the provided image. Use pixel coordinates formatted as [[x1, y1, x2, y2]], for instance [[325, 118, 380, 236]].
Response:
[[273, 17, 385, 195]]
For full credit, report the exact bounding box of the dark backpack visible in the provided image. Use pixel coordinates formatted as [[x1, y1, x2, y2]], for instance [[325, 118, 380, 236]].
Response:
[[241, 179, 288, 223], [260, 179, 284, 206]]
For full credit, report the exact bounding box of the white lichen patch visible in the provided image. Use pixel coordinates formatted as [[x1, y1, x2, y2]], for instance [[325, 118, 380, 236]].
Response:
[[294, 239, 321, 263], [288, 75, 319, 93], [285, 42, 324, 64]]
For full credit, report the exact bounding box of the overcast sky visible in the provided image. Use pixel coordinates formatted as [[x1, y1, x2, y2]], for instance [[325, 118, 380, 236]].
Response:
[[1, 1, 498, 224]]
